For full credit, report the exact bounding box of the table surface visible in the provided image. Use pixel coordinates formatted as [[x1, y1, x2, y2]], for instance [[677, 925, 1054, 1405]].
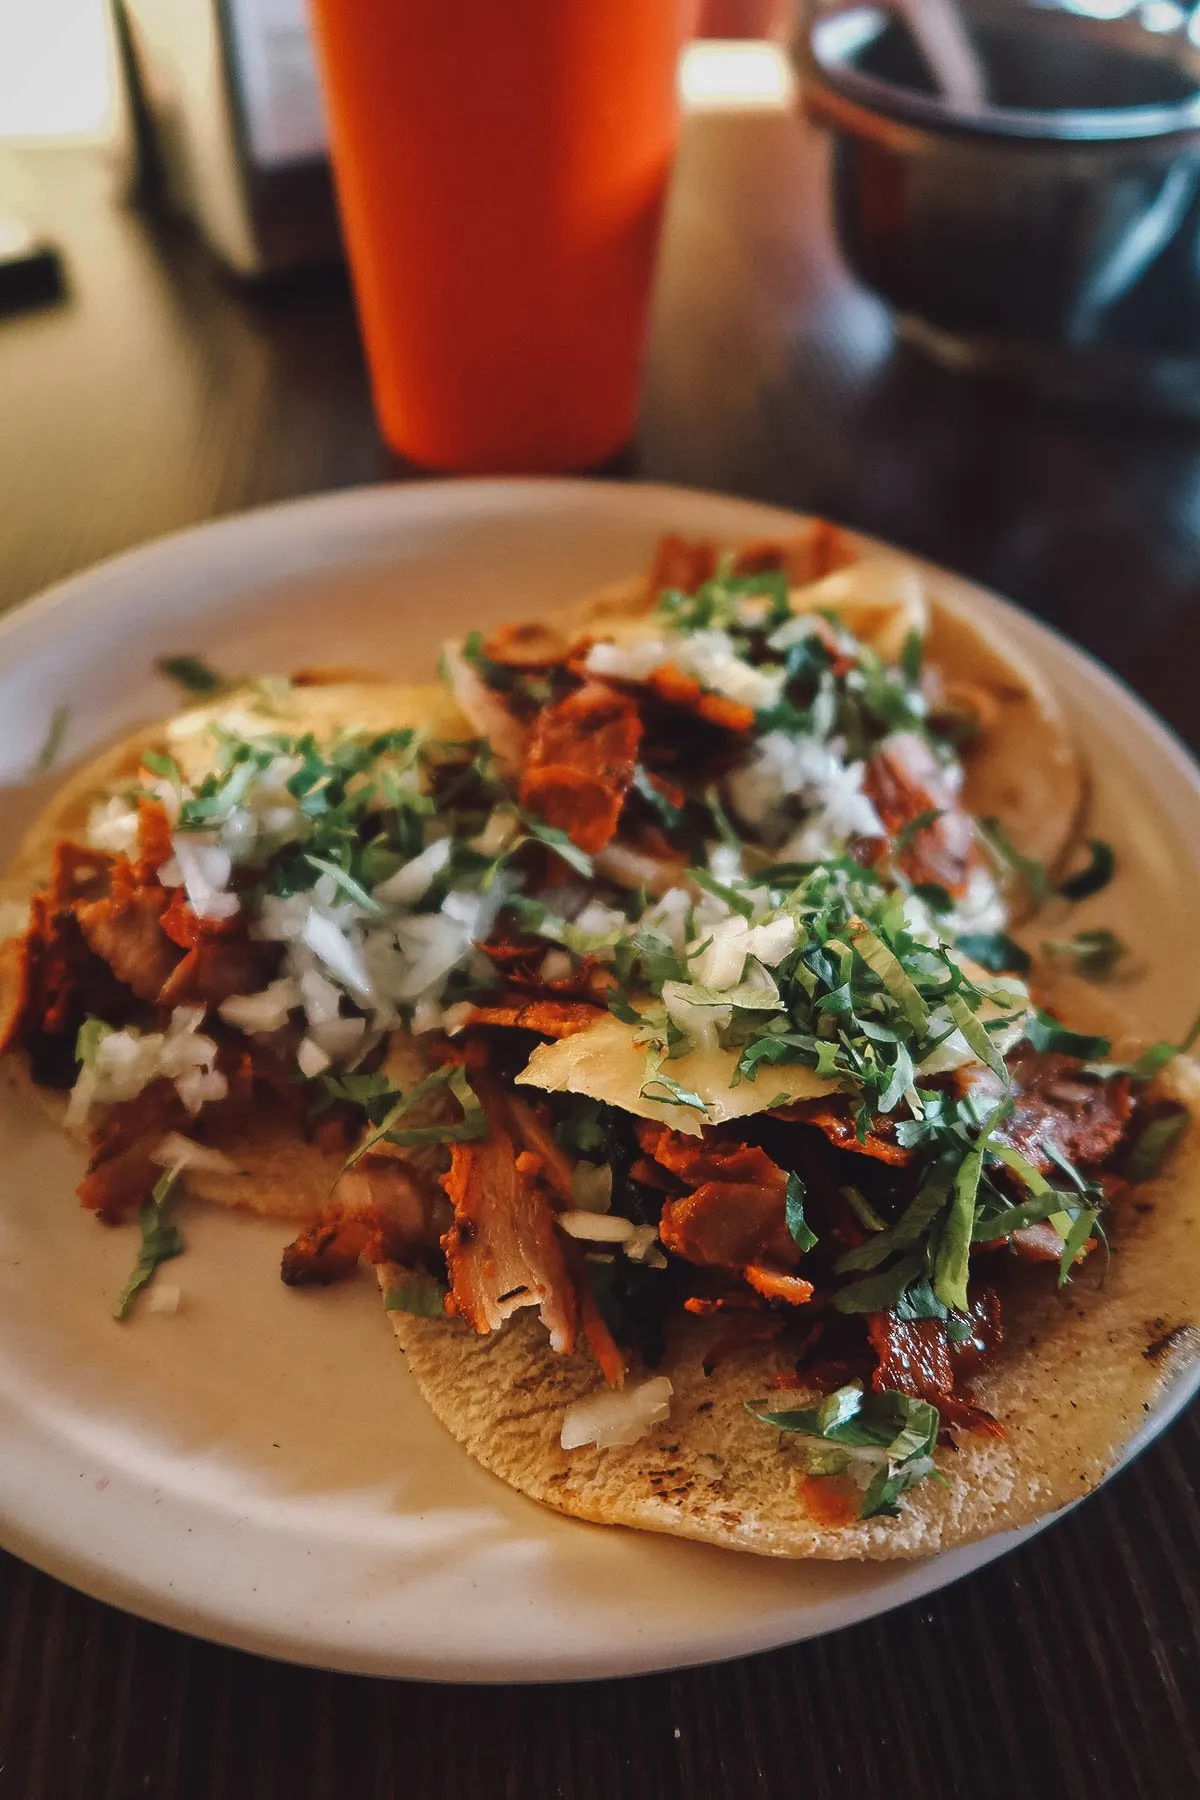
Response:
[[0, 105, 1198, 1800]]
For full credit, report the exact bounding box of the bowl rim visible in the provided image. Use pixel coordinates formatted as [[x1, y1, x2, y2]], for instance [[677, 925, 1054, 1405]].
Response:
[[802, 3, 1200, 143]]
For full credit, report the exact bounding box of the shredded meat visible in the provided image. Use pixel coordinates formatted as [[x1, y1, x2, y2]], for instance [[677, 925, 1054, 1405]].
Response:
[[520, 681, 643, 855], [12, 896, 141, 1082], [868, 1289, 1003, 1436], [477, 936, 610, 1001], [135, 797, 174, 878], [863, 733, 977, 896], [156, 888, 274, 1005], [648, 524, 858, 596], [282, 1149, 451, 1286], [158, 937, 272, 1008], [0, 928, 31, 1055], [555, 1238, 626, 1388], [737, 524, 860, 585], [497, 1088, 577, 1204], [642, 664, 755, 735], [49, 842, 114, 909], [772, 1095, 914, 1166], [649, 535, 720, 595], [440, 1123, 576, 1351], [80, 1080, 191, 1219], [482, 620, 569, 669], [280, 1208, 385, 1285], [997, 1052, 1133, 1174], [981, 1219, 1065, 1263], [76, 864, 180, 1003], [579, 1283, 627, 1387], [743, 1265, 815, 1305], [593, 835, 688, 897], [639, 1123, 810, 1300], [465, 999, 604, 1040], [443, 643, 526, 774]]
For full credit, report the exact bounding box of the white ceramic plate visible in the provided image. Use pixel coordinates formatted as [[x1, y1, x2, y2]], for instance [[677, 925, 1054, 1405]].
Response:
[[0, 479, 1196, 1683]]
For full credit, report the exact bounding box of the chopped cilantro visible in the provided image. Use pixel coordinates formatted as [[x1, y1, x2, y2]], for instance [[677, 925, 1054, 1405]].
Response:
[[140, 749, 183, 791], [1041, 928, 1127, 980], [34, 705, 69, 775], [75, 1015, 113, 1071], [900, 628, 923, 684], [933, 1107, 1008, 1312], [113, 1170, 185, 1321], [784, 1172, 818, 1253], [1122, 1107, 1188, 1182], [955, 931, 1031, 975], [384, 1274, 448, 1318], [342, 1064, 486, 1171], [687, 866, 756, 920], [517, 810, 594, 878], [156, 654, 227, 695], [640, 1046, 707, 1115], [893, 809, 944, 855], [979, 819, 1053, 904], [1023, 1011, 1111, 1061], [1057, 838, 1115, 902]]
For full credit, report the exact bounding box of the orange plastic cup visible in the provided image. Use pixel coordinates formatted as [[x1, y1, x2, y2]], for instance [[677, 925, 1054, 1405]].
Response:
[[308, 1, 687, 473]]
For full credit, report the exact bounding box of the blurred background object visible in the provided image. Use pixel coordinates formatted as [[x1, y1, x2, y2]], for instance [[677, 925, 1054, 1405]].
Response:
[[0, 0, 797, 283], [308, 0, 687, 472], [799, 0, 1200, 414], [0, 0, 124, 145], [116, 0, 340, 276]]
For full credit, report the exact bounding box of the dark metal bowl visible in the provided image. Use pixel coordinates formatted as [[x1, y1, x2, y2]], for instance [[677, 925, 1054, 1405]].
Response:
[[798, 3, 1200, 409]]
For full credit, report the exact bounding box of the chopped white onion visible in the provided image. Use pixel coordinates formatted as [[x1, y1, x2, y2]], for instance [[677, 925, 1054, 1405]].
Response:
[[690, 916, 750, 991], [661, 981, 729, 1050], [218, 978, 296, 1035], [66, 1008, 224, 1122], [570, 1160, 613, 1212], [299, 966, 343, 1025], [586, 630, 784, 709], [470, 808, 519, 857], [557, 1210, 633, 1243], [297, 1036, 332, 1078], [0, 898, 30, 942], [168, 836, 239, 922], [707, 842, 744, 888], [373, 835, 452, 905], [623, 1225, 666, 1266], [85, 797, 141, 856], [151, 1134, 239, 1174], [63, 1067, 97, 1130], [144, 1284, 181, 1315], [174, 1066, 228, 1115], [302, 909, 372, 997], [560, 1377, 674, 1452], [439, 1001, 473, 1036], [744, 915, 798, 968], [310, 1015, 366, 1058]]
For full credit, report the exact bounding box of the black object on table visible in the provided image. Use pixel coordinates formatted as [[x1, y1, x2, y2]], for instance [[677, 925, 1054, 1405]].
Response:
[[0, 115, 1196, 1800]]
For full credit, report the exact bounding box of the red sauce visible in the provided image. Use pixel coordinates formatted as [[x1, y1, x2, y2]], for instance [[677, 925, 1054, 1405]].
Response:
[[798, 1473, 860, 1527]]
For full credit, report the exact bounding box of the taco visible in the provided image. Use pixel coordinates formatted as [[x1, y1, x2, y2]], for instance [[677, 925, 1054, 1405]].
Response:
[[380, 967, 1200, 1559], [3, 525, 1189, 1559]]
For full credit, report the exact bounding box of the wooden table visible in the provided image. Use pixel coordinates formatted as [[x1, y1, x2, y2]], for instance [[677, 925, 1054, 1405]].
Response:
[[0, 106, 1197, 1800]]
